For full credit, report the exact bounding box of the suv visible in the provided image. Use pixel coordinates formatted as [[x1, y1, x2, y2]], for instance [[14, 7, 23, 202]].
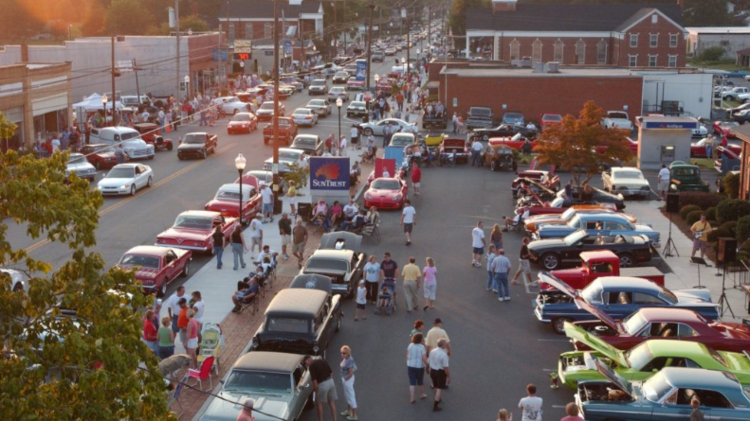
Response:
[[251, 289, 341, 356], [466, 107, 494, 130], [668, 161, 710, 193], [372, 51, 385, 62], [308, 79, 329, 96]]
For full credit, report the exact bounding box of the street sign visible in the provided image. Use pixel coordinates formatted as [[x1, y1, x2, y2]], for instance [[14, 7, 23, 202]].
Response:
[[116, 60, 133, 72], [284, 40, 292, 56], [212, 49, 228, 62], [234, 39, 252, 54]]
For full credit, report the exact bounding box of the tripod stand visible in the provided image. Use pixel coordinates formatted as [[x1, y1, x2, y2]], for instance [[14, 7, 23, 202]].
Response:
[[690, 256, 709, 289], [719, 261, 736, 318], [663, 211, 679, 258]]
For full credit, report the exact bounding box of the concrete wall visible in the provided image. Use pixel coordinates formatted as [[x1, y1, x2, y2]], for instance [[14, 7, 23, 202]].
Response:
[[688, 33, 750, 59], [637, 128, 692, 170], [637, 71, 713, 119]]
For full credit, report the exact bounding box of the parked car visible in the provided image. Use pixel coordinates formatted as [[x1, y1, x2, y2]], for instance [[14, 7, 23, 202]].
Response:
[[262, 117, 298, 146], [155, 210, 236, 254], [545, 249, 663, 292], [308, 79, 329, 95], [691, 137, 741, 158], [89, 127, 155, 160], [501, 111, 525, 125], [668, 162, 710, 193], [525, 208, 636, 235], [714, 120, 740, 139], [466, 106, 494, 130], [558, 186, 626, 210], [263, 148, 307, 174], [488, 133, 535, 151], [346, 101, 368, 118], [327, 86, 350, 102], [177, 132, 218, 160], [212, 96, 250, 115], [364, 177, 408, 210], [533, 213, 659, 246], [439, 137, 470, 164], [372, 51, 385, 62], [290, 134, 324, 156], [256, 102, 286, 121], [306, 98, 332, 117], [226, 112, 258, 134], [474, 124, 537, 141], [511, 170, 555, 197], [116, 246, 191, 297], [481, 143, 517, 172], [601, 111, 633, 131], [601, 167, 650, 198], [1, 268, 25, 292], [346, 77, 365, 91], [302, 247, 366, 297], [358, 118, 418, 136], [389, 133, 416, 148], [204, 183, 261, 223], [65, 153, 98, 182], [79, 143, 117, 170], [692, 123, 709, 138], [540, 113, 563, 130], [528, 230, 654, 271], [96, 163, 153, 196], [133, 122, 173, 151]]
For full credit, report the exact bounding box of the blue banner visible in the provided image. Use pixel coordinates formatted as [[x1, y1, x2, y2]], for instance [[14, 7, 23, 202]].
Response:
[[643, 121, 698, 130], [284, 40, 292, 56], [309, 157, 351, 191], [356, 60, 367, 82], [212, 49, 228, 62]]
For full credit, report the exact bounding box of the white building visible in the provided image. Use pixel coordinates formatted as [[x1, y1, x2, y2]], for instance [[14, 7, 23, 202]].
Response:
[[686, 27, 750, 59], [636, 70, 714, 120]]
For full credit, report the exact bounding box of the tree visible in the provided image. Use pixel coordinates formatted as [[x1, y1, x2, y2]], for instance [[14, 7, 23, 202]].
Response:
[[0, 150, 171, 420], [448, 0, 491, 49], [533, 100, 634, 187], [156, 14, 210, 35], [104, 0, 156, 35], [682, 0, 733, 26]]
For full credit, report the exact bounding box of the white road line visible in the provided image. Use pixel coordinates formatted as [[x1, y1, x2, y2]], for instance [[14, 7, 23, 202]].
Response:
[[542, 368, 555, 372]]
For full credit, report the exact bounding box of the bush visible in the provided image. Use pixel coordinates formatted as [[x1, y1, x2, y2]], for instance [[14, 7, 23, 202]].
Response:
[[705, 206, 718, 221], [736, 215, 750, 243], [680, 204, 701, 220], [725, 172, 740, 199], [717, 199, 750, 224], [677, 192, 725, 211], [738, 239, 750, 264], [698, 46, 726, 61], [720, 221, 738, 236], [708, 228, 732, 243], [686, 210, 704, 226]]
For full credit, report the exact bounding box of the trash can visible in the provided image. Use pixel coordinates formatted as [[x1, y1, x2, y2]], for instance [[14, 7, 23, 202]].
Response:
[[298, 202, 312, 222]]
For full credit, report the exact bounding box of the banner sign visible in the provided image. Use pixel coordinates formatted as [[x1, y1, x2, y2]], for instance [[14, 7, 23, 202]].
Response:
[[356, 60, 367, 82], [374, 157, 396, 178], [643, 121, 698, 130], [310, 157, 351, 191]]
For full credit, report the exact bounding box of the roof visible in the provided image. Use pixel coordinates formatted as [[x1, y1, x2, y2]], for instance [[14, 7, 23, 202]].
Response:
[[442, 68, 641, 78], [466, 4, 683, 32], [634, 307, 705, 324], [319, 232, 362, 251], [308, 249, 355, 260], [124, 245, 172, 256], [265, 289, 328, 316], [738, 47, 750, 56], [641, 339, 708, 358], [220, 0, 322, 20], [232, 351, 305, 372], [658, 367, 740, 389], [593, 276, 662, 291], [687, 26, 750, 34]]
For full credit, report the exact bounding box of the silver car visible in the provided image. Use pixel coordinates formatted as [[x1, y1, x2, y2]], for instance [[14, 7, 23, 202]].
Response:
[[212, 96, 250, 115], [264, 148, 307, 173], [291, 108, 319, 127], [327, 86, 350, 102], [97, 163, 154, 196], [306, 99, 332, 116], [65, 153, 97, 182]]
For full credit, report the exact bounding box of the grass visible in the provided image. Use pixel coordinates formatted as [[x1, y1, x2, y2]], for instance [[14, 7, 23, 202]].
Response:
[[687, 58, 746, 72], [691, 158, 715, 170]]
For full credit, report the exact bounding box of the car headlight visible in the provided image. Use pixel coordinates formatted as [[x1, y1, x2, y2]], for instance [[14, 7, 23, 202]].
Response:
[[121, 184, 129, 188], [393, 195, 402, 201], [365, 193, 372, 200]]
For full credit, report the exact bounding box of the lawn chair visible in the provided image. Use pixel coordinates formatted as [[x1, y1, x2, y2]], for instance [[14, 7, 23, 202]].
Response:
[[197, 323, 222, 376], [186, 355, 214, 391], [167, 380, 185, 419]]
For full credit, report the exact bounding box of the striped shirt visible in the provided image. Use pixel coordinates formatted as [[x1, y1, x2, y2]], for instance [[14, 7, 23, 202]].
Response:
[[490, 255, 512, 274]]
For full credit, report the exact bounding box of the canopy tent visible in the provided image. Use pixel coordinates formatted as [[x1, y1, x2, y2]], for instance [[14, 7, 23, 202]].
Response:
[[73, 93, 123, 112]]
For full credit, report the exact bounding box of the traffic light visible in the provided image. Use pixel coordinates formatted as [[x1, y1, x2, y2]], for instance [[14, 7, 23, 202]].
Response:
[[234, 52, 251, 61]]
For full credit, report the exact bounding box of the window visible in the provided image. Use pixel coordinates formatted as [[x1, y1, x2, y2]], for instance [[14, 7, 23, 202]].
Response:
[[245, 23, 252, 38], [649, 54, 658, 67], [629, 34, 639, 48], [532, 39, 543, 63], [575, 39, 586, 64], [668, 55, 677, 68], [650, 33, 658, 48], [596, 39, 607, 64], [228, 23, 235, 43], [553, 39, 564, 63], [510, 39, 520, 61], [264, 23, 272, 39], [669, 33, 678, 48], [634, 292, 664, 304], [651, 14, 658, 24]]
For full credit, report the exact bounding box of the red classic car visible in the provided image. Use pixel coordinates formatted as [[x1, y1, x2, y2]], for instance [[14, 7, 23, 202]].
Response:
[[690, 137, 742, 158], [571, 305, 750, 353], [133, 123, 174, 151], [363, 177, 408, 210], [539, 113, 562, 130], [117, 246, 192, 297], [524, 196, 618, 216], [347, 77, 365, 91], [713, 120, 740, 139], [544, 250, 664, 291], [594, 137, 638, 155], [204, 183, 262, 222], [488, 133, 535, 151], [227, 112, 258, 134], [80, 143, 117, 170], [155, 210, 237, 254]]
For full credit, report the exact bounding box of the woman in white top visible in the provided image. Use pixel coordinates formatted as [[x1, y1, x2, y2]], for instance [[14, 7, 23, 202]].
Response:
[[406, 333, 429, 403]]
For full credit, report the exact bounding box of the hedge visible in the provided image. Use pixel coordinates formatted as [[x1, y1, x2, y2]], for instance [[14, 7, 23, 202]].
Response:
[[677, 192, 725, 211], [686, 210, 704, 226], [725, 172, 740, 199], [680, 204, 701, 221], [736, 215, 750, 244], [705, 206, 717, 221], [708, 228, 732, 243], [720, 221, 738, 236], [717, 199, 750, 224]]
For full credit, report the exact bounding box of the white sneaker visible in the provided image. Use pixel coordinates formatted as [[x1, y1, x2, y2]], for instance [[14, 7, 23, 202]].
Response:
[[498, 297, 505, 301]]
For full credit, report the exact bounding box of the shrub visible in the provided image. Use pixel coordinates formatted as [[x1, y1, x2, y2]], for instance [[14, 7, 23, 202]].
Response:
[[680, 204, 701, 220], [677, 192, 724, 211], [725, 172, 740, 199], [705, 206, 717, 221], [720, 221, 738, 236], [708, 228, 731, 243], [736, 215, 750, 243], [738, 239, 750, 265], [698, 46, 726, 61], [717, 199, 750, 224], [686, 210, 704, 226]]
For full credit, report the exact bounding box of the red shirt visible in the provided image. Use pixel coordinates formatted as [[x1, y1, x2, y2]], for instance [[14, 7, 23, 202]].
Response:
[[411, 167, 421, 183], [143, 318, 158, 342]]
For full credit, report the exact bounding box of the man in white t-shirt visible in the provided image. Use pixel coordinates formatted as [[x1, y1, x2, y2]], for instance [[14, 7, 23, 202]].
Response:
[[340, 135, 348, 152], [260, 184, 274, 222], [401, 199, 417, 246], [248, 217, 263, 257], [50, 135, 61, 153], [191, 291, 205, 325], [657, 164, 670, 199], [166, 286, 186, 334], [471, 221, 486, 267], [471, 139, 483, 167], [518, 384, 543, 421]]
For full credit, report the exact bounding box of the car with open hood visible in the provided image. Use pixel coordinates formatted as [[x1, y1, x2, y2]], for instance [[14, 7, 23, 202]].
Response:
[[528, 230, 654, 271], [300, 232, 365, 297], [155, 210, 237, 254], [116, 246, 191, 297], [481, 142, 517, 172], [473, 123, 536, 142], [133, 122, 173, 151], [204, 183, 262, 223], [532, 213, 659, 246]]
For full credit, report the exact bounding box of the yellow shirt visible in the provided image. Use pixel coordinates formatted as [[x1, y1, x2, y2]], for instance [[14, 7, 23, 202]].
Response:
[[402, 263, 421, 282], [691, 221, 712, 242], [287, 185, 297, 198], [425, 327, 450, 350]]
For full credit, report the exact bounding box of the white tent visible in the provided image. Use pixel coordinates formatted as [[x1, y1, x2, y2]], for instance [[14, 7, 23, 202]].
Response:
[[73, 93, 123, 112]]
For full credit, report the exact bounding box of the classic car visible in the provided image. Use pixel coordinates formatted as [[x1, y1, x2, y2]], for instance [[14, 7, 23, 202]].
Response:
[[714, 120, 740, 139], [520, 195, 620, 217], [358, 118, 418, 136], [289, 274, 344, 310], [602, 167, 650, 198], [65, 153, 97, 182], [474, 124, 537, 141], [327, 86, 350, 102], [263, 117, 298, 145], [96, 163, 154, 196], [364, 177, 408, 210], [514, 178, 558, 203], [534, 274, 719, 333], [89, 126, 156, 160], [290, 134, 324, 156], [198, 352, 314, 421], [389, 133, 416, 148], [669, 162, 710, 193], [278, 83, 296, 98], [559, 323, 750, 389], [528, 230, 654, 271], [332, 71, 349, 84], [204, 183, 262, 223], [346, 101, 368, 118], [511, 170, 556, 197], [501, 111, 526, 125], [302, 243, 365, 297], [346, 77, 365, 91], [544, 250, 664, 291], [487, 133, 535, 151], [372, 51, 385, 62], [384, 47, 396, 55], [525, 208, 636, 234], [263, 148, 307, 174], [237, 171, 272, 186], [79, 143, 117, 170], [155, 210, 237, 254], [564, 186, 625, 210], [212, 96, 250, 115], [116, 245, 191, 297], [690, 137, 741, 158], [1, 268, 25, 292], [256, 102, 286, 121], [227, 112, 258, 134], [572, 305, 750, 353], [290, 108, 318, 127], [481, 143, 517, 172], [533, 213, 660, 246], [132, 122, 173, 152], [306, 98, 332, 117], [540, 113, 562, 130], [439, 137, 470, 164], [308, 79, 329, 95], [177, 132, 218, 160], [251, 289, 341, 355]]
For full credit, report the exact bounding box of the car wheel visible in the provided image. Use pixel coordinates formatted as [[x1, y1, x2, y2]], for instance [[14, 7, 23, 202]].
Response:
[[335, 315, 342, 332], [552, 317, 572, 334], [364, 128, 373, 136], [157, 280, 168, 298], [490, 160, 497, 172], [130, 184, 137, 196], [177, 154, 183, 160], [181, 261, 190, 277], [541, 253, 560, 270], [147, 176, 153, 187], [167, 143, 173, 151], [618, 253, 635, 268], [483, 133, 489, 141], [12, 282, 23, 292], [202, 149, 207, 159]]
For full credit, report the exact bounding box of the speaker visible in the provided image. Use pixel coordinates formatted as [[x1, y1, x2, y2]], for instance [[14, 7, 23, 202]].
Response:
[[666, 193, 680, 214], [719, 237, 737, 263]]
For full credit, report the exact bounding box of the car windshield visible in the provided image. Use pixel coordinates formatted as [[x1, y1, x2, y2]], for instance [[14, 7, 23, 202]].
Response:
[[471, 108, 491, 117], [119, 254, 160, 268], [260, 103, 274, 110], [335, 72, 347, 78], [569, 215, 582, 229], [311, 80, 326, 86], [331, 88, 344, 93], [294, 137, 317, 146], [174, 215, 213, 230], [105, 167, 135, 178], [216, 189, 242, 200], [279, 150, 301, 160], [223, 369, 292, 394], [642, 371, 673, 402], [350, 102, 365, 107], [564, 230, 588, 246], [625, 342, 654, 370], [622, 311, 648, 335], [544, 114, 562, 121], [308, 100, 325, 106], [372, 179, 401, 190], [121, 132, 138, 140], [294, 109, 311, 116], [305, 257, 349, 272], [560, 208, 577, 220], [182, 134, 206, 144], [580, 284, 603, 304], [615, 171, 644, 180], [67, 153, 86, 164], [505, 113, 522, 120], [231, 114, 252, 122], [267, 316, 311, 333]]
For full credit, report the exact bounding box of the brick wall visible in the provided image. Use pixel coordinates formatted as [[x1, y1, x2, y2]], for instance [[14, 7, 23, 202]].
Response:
[[618, 14, 686, 67], [496, 36, 617, 66]]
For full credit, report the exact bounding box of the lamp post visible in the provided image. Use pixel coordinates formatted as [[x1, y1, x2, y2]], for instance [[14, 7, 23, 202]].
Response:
[[102, 94, 108, 127], [366, 0, 375, 92], [336, 97, 343, 141], [235, 153, 247, 226], [184, 75, 190, 100]]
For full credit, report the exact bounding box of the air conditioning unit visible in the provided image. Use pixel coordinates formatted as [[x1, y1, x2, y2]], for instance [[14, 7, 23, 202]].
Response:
[[546, 62, 560, 73], [533, 62, 546, 73]]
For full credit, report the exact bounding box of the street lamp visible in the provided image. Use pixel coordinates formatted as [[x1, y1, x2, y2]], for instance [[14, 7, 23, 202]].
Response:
[[235, 153, 247, 226], [336, 97, 343, 141], [102, 94, 108, 127], [184, 75, 190, 99]]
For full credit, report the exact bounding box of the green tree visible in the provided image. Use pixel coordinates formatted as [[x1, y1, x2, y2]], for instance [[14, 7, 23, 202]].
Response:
[[683, 0, 733, 26], [533, 100, 634, 187], [156, 14, 210, 35], [0, 150, 171, 420], [104, 0, 156, 35], [448, 0, 491, 49]]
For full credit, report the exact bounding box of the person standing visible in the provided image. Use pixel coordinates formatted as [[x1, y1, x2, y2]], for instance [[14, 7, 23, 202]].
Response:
[[176, 297, 189, 348], [491, 249, 512, 302], [472, 221, 486, 267], [406, 333, 429, 403], [212, 226, 225, 269], [497, 409, 512, 421], [248, 217, 263, 258], [564, 180, 573, 203], [401, 256, 421, 313], [50, 133, 61, 154], [167, 285, 186, 336], [690, 214, 712, 260], [382, 123, 390, 149], [560, 402, 583, 421], [260, 184, 274, 223], [490, 223, 503, 250], [339, 346, 358, 420], [185, 309, 200, 368], [292, 218, 308, 269], [422, 257, 437, 311], [401, 199, 417, 246], [486, 245, 498, 292], [471, 139, 483, 167], [410, 163, 421, 196], [705, 134, 714, 160], [236, 399, 256, 421], [690, 397, 704, 421], [287, 180, 298, 217], [304, 355, 339, 421], [452, 112, 458, 134], [340, 135, 348, 154], [350, 125, 359, 150], [511, 237, 535, 286], [428, 338, 450, 412], [363, 255, 381, 304], [354, 281, 367, 321], [142, 310, 158, 354], [657, 164, 670, 199], [279, 213, 292, 260], [230, 224, 249, 271], [114, 143, 126, 164], [518, 384, 543, 421], [157, 316, 175, 359]]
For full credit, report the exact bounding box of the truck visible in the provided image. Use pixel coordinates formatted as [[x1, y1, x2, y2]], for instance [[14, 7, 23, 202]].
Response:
[[601, 111, 633, 131], [541, 250, 664, 291], [466, 106, 494, 130], [262, 117, 298, 145], [668, 161, 710, 193], [422, 104, 447, 129], [723, 86, 750, 102]]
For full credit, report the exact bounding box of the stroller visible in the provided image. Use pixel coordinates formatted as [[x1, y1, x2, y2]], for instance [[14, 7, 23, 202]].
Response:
[[197, 323, 223, 375], [375, 278, 397, 315]]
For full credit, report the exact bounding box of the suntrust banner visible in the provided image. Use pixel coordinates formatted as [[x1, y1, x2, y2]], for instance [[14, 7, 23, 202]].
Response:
[[309, 156, 350, 191]]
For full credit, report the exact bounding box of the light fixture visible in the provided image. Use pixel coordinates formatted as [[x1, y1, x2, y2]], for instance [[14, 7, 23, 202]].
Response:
[[235, 153, 247, 171], [102, 94, 108, 104], [336, 97, 343, 107], [184, 75, 190, 84]]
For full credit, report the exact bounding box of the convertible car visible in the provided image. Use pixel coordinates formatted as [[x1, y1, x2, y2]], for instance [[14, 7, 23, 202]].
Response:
[[528, 230, 654, 270], [363, 177, 408, 210], [155, 210, 237, 254], [473, 123, 537, 141], [524, 208, 637, 234], [534, 274, 719, 333], [520, 188, 624, 216], [533, 213, 659, 246]]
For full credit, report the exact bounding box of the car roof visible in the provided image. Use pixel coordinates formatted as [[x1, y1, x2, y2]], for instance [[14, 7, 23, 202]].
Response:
[[179, 210, 222, 218], [185, 132, 208, 136], [111, 163, 139, 169], [658, 367, 740, 390], [641, 339, 710, 358], [611, 167, 642, 174], [309, 249, 356, 260], [265, 289, 329, 317], [218, 184, 244, 192], [124, 245, 172, 256], [634, 307, 705, 324], [593, 276, 662, 292], [577, 213, 626, 222], [232, 351, 305, 373]]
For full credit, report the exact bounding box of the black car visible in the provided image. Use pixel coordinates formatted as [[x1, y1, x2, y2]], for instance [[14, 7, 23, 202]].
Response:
[[308, 79, 329, 96], [177, 132, 218, 160], [560, 187, 625, 211], [290, 134, 324, 156], [473, 123, 537, 141], [302, 232, 366, 297], [250, 289, 341, 356], [527, 230, 653, 270]]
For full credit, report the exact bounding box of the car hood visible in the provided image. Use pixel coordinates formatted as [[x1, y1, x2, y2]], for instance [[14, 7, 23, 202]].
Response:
[[98, 177, 135, 187], [201, 390, 291, 421], [67, 162, 96, 171], [527, 237, 566, 251], [538, 272, 577, 298], [178, 143, 205, 150], [564, 322, 628, 367], [205, 199, 243, 210], [117, 265, 159, 280], [257, 109, 274, 115], [367, 188, 400, 197], [228, 121, 251, 126], [158, 227, 210, 241], [614, 178, 650, 188]]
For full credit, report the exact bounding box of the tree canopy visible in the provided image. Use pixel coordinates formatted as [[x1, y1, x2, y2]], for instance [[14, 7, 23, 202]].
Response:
[[0, 147, 171, 420], [533, 101, 634, 187]]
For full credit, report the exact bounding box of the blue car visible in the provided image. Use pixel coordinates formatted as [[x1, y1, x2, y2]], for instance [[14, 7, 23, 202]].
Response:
[[534, 274, 719, 334], [576, 363, 750, 421], [533, 213, 660, 247]]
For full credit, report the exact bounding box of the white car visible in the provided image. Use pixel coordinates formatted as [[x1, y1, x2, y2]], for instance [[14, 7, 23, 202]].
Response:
[[212, 96, 250, 115], [358, 118, 419, 136], [263, 148, 307, 173], [65, 153, 97, 182], [602, 167, 650, 198], [327, 86, 350, 102], [2, 268, 25, 292], [291, 108, 319, 126], [306, 99, 332, 116], [97, 163, 154, 196], [89, 126, 155, 160], [692, 124, 708, 138]]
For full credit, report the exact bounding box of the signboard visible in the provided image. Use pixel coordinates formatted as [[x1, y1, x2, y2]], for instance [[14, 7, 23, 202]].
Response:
[[235, 39, 252, 54], [356, 60, 367, 82], [284, 40, 292, 56], [179, 81, 187, 92], [309, 157, 351, 191], [265, 50, 274, 56], [116, 60, 133, 72], [643, 121, 698, 130], [212, 49, 228, 62]]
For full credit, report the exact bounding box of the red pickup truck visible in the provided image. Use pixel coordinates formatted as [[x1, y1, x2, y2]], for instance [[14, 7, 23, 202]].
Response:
[[263, 117, 298, 145], [541, 250, 664, 291], [117, 245, 192, 297]]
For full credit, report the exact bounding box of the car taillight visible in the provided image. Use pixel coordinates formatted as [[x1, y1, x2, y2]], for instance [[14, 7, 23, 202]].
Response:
[[305, 116, 311, 119]]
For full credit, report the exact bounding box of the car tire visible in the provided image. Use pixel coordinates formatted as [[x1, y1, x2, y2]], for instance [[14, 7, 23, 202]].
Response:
[[364, 128, 373, 136], [167, 143, 173, 151], [202, 149, 207, 159], [483, 133, 489, 141], [618, 253, 635, 268], [130, 184, 136, 196], [541, 253, 560, 270], [552, 317, 572, 334], [12, 282, 23, 292], [147, 176, 153, 187], [158, 280, 168, 298], [181, 261, 190, 277], [148, 154, 154, 160], [490, 160, 497, 172]]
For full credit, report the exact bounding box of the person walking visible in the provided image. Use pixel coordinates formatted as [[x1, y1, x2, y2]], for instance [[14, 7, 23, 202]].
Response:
[[407, 333, 429, 403], [354, 281, 367, 321], [486, 245, 498, 292], [114, 143, 126, 164], [490, 223, 503, 250], [340, 135, 348, 154], [363, 255, 381, 304], [424, 318, 451, 356], [401, 256, 421, 313], [428, 338, 450, 412], [339, 346, 358, 420], [212, 226, 225, 269], [287, 180, 298, 217], [512, 237, 535, 286], [492, 249, 512, 302], [350, 125, 359, 150], [410, 163, 421, 196], [560, 402, 583, 421], [279, 213, 292, 260], [380, 252, 399, 285], [472, 221, 486, 267], [657, 164, 670, 199], [422, 257, 437, 311], [248, 217, 263, 258], [143, 310, 158, 355], [292, 218, 307, 268], [401, 199, 416, 246], [260, 184, 274, 223], [304, 355, 339, 421], [410, 320, 424, 338], [230, 224, 249, 271], [518, 384, 543, 421]]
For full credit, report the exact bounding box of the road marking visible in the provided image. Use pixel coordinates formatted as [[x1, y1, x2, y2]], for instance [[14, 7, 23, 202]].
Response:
[[542, 368, 555, 371], [538, 338, 570, 342]]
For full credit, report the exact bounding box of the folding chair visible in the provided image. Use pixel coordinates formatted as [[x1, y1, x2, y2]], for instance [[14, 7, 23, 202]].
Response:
[[186, 356, 215, 391], [197, 323, 222, 375], [167, 380, 185, 419]]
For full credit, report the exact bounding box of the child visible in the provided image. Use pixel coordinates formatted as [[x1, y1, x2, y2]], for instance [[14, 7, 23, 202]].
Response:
[[378, 285, 393, 308], [355, 280, 367, 321], [496, 409, 512, 421], [690, 397, 704, 421]]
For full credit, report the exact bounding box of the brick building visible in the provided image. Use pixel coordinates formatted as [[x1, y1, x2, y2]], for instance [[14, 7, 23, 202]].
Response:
[[465, 0, 687, 68]]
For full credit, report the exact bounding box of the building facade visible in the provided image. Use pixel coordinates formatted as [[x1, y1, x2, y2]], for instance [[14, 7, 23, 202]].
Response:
[[686, 27, 750, 60]]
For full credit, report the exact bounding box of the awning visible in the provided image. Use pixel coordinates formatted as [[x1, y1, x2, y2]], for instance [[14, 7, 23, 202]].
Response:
[[33, 94, 68, 117]]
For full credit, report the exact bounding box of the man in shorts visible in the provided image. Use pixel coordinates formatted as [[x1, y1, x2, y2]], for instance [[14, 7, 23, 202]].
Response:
[[304, 355, 339, 421], [278, 213, 292, 260], [471, 221, 486, 267], [248, 217, 263, 258], [401, 199, 417, 246], [260, 184, 274, 222], [428, 338, 450, 412], [410, 162, 421, 196], [690, 214, 712, 260], [657, 164, 670, 199], [292, 218, 308, 269]]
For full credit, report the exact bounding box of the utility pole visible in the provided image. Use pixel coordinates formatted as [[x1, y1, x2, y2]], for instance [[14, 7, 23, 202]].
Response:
[[343, 0, 347, 55], [333, 1, 337, 57], [366, 0, 374, 92], [405, 8, 410, 78], [427, 4, 431, 59], [272, 0, 281, 212], [134, 58, 141, 103], [111, 36, 117, 126], [175, 0, 181, 100]]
